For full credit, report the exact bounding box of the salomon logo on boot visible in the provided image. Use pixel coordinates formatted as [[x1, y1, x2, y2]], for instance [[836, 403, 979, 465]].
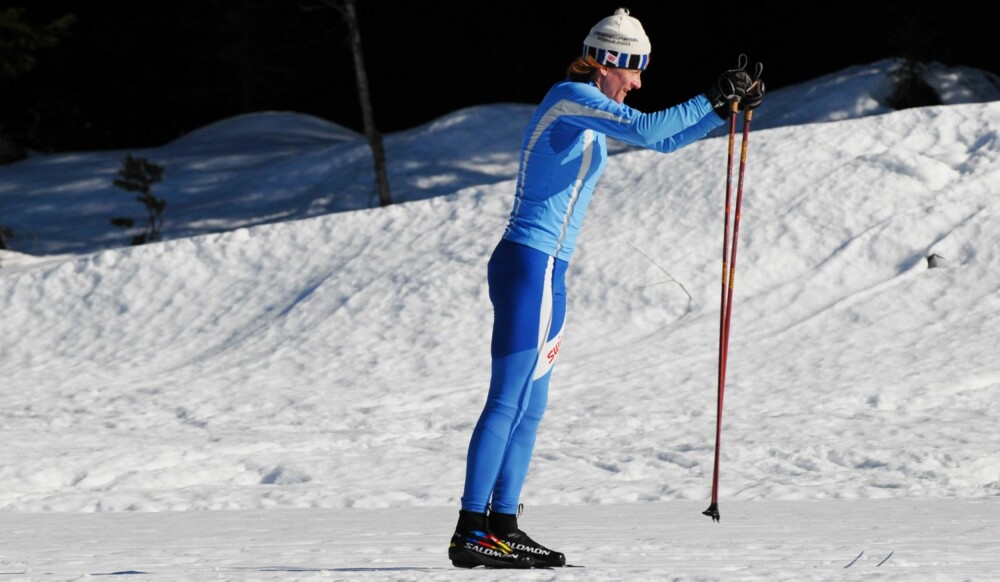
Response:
[[492, 530, 566, 567], [448, 529, 534, 569], [488, 510, 567, 568]]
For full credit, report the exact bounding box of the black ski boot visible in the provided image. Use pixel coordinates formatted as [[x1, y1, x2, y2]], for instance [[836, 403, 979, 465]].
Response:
[[448, 510, 534, 569], [488, 510, 566, 568]]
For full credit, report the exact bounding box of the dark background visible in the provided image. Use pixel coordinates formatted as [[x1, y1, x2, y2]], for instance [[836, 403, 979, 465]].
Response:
[[4, 0, 998, 154]]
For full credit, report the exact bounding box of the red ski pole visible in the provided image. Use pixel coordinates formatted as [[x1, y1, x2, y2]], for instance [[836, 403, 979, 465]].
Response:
[[703, 99, 739, 523], [704, 69, 761, 522]]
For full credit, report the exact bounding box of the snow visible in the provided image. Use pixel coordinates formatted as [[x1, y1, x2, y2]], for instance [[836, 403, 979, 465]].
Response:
[[2, 58, 1000, 580]]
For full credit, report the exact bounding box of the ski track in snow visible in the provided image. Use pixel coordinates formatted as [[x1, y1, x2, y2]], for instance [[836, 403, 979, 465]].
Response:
[[2, 501, 997, 581]]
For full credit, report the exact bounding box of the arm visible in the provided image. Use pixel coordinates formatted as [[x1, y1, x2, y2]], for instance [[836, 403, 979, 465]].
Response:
[[643, 107, 725, 153], [553, 83, 723, 151], [623, 94, 724, 147]]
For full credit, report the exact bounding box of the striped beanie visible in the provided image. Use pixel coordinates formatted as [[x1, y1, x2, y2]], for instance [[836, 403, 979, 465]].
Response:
[[583, 7, 651, 70]]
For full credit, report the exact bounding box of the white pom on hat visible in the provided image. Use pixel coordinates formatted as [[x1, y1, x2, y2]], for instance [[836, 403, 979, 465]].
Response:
[[583, 7, 651, 70]]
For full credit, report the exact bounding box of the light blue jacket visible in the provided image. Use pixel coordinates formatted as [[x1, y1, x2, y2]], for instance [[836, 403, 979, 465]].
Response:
[[502, 80, 724, 261]]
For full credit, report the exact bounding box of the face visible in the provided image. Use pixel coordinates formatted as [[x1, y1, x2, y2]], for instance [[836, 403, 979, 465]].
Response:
[[599, 67, 643, 104]]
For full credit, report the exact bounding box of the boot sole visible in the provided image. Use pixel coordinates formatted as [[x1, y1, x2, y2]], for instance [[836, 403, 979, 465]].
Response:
[[449, 548, 533, 569]]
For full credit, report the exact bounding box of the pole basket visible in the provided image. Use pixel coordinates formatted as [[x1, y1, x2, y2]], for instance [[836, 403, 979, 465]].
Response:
[[702, 503, 720, 522]]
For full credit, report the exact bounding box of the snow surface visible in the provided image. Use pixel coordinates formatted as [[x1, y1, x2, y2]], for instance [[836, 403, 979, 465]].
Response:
[[2, 59, 1000, 580]]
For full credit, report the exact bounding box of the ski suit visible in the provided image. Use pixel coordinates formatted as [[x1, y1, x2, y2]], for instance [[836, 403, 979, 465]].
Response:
[[461, 79, 724, 514]]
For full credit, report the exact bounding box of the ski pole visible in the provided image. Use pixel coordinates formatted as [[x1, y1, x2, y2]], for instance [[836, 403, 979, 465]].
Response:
[[704, 62, 762, 523], [703, 98, 740, 524]]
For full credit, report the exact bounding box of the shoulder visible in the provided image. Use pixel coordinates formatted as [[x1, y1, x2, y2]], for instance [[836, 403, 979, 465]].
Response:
[[546, 80, 602, 100], [540, 80, 623, 115]]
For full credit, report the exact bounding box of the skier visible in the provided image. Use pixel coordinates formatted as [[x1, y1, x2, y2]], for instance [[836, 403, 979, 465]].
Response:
[[448, 7, 765, 569]]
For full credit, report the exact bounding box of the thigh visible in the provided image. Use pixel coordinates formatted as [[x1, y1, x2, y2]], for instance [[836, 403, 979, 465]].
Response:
[[487, 240, 554, 358]]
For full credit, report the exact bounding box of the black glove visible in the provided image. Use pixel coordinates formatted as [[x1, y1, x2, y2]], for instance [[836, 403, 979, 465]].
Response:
[[707, 69, 753, 119], [740, 80, 765, 111]]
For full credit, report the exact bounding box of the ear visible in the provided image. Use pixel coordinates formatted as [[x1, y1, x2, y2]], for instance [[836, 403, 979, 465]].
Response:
[[601, 68, 608, 77]]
